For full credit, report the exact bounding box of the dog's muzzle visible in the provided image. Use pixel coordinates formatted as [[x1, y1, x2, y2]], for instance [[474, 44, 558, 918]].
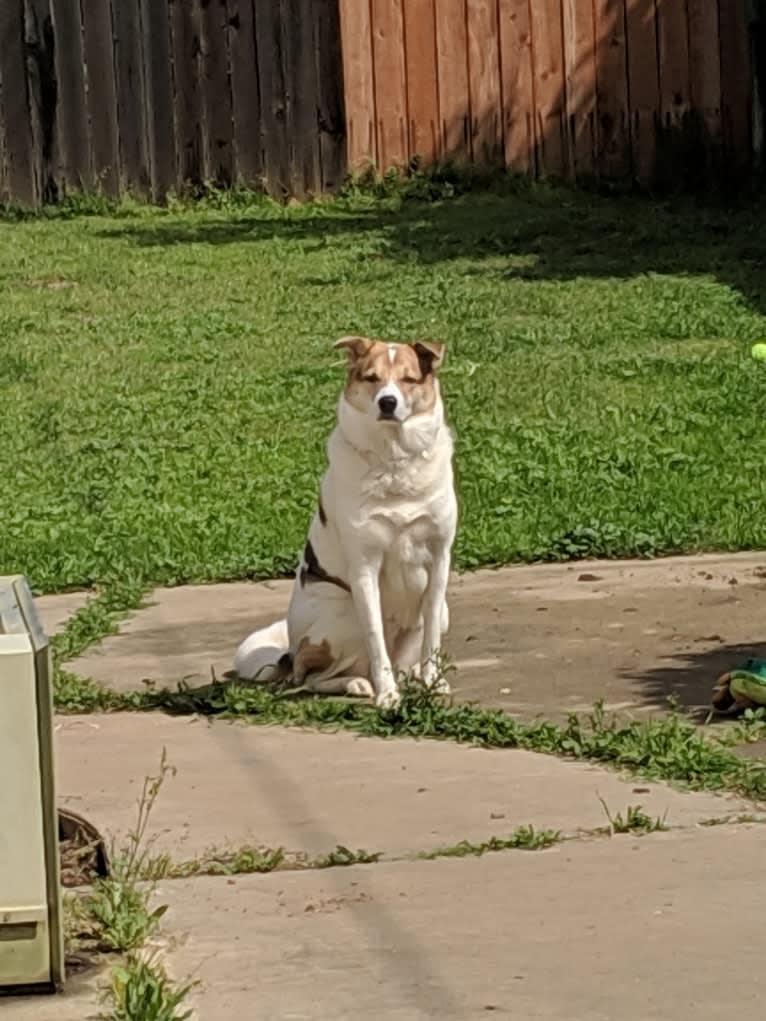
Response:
[[378, 394, 398, 419]]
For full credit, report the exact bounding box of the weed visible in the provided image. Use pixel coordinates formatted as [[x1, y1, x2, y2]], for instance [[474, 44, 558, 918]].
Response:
[[67, 751, 175, 956], [105, 953, 196, 1021], [51, 581, 147, 666], [419, 825, 560, 860], [731, 707, 766, 744], [311, 845, 383, 868], [146, 844, 287, 880], [598, 797, 669, 835]]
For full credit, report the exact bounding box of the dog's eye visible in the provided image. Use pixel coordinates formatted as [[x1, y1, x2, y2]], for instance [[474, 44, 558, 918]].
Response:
[[363, 373, 379, 383], [402, 375, 419, 384]]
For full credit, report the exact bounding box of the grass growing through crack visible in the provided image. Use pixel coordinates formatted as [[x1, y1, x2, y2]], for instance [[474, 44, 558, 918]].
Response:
[[5, 187, 766, 595], [598, 797, 669, 835], [66, 751, 175, 956], [419, 825, 561, 860], [106, 954, 196, 1021]]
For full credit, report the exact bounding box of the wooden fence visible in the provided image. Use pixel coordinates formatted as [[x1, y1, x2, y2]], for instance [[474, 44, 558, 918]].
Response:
[[0, 0, 757, 205], [338, 0, 754, 187], [0, 0, 346, 205]]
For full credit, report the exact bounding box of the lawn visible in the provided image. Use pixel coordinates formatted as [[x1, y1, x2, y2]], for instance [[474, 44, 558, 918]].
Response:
[[2, 186, 766, 595]]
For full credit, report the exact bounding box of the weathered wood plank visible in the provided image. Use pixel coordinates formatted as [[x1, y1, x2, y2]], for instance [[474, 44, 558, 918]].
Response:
[[528, 0, 567, 176], [717, 0, 751, 183], [254, 0, 289, 194], [201, 0, 234, 186], [228, 0, 263, 186], [434, 0, 470, 161], [141, 0, 176, 198], [498, 0, 535, 173], [0, 0, 36, 203], [403, 0, 440, 163], [593, 0, 631, 180], [113, 0, 150, 193], [24, 0, 57, 202], [561, 0, 596, 179], [625, 0, 659, 185], [370, 0, 407, 169], [313, 0, 346, 190], [81, 0, 120, 197], [282, 0, 320, 195], [50, 0, 93, 193], [337, 0, 375, 168], [466, 0, 502, 164], [169, 0, 206, 186]]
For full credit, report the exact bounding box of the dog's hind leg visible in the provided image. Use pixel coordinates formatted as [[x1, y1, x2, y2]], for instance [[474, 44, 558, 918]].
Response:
[[308, 675, 374, 698], [234, 619, 289, 681]]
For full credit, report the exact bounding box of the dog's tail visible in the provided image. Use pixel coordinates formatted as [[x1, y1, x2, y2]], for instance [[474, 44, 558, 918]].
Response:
[[233, 619, 291, 682]]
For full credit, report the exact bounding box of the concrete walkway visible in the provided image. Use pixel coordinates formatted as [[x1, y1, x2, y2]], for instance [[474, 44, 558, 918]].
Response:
[[59, 552, 766, 719], [11, 553, 766, 1019]]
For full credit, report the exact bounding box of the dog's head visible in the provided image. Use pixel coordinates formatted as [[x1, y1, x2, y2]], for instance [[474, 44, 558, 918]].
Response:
[[334, 337, 445, 425]]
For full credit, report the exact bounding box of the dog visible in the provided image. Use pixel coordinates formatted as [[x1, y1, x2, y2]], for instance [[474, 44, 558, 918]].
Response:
[[233, 335, 457, 708]]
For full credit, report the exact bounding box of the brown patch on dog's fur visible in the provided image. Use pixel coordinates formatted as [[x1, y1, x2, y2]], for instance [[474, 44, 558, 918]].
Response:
[[334, 336, 444, 417], [318, 498, 327, 526], [293, 636, 333, 682]]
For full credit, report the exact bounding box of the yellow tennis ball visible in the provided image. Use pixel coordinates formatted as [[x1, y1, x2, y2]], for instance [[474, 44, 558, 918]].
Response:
[[752, 343, 766, 361]]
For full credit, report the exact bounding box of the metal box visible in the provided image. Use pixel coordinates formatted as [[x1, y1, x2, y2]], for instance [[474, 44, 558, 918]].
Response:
[[0, 575, 63, 993]]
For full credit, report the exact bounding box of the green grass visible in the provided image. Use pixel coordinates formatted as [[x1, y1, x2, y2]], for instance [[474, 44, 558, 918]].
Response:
[[598, 798, 669, 835], [3, 186, 766, 593], [418, 825, 561, 859]]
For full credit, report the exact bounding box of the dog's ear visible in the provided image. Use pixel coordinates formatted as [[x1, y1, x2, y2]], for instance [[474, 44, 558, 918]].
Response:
[[413, 340, 445, 376], [334, 336, 373, 362]]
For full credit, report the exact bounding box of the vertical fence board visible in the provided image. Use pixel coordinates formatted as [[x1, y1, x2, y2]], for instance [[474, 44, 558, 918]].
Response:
[[371, 0, 407, 168], [113, 0, 150, 192], [718, 0, 751, 181], [656, 0, 690, 129], [337, 0, 375, 167], [254, 0, 289, 194], [141, 0, 176, 198], [561, 0, 596, 178], [593, 0, 630, 179], [625, 0, 659, 185], [403, 0, 440, 162], [170, 0, 205, 185], [434, 0, 470, 160], [283, 0, 320, 195], [528, 0, 567, 176], [498, 0, 535, 172], [314, 0, 346, 190], [0, 0, 36, 203], [81, 0, 120, 197], [24, 0, 57, 202], [228, 0, 262, 185], [201, 0, 234, 186], [50, 0, 93, 192], [466, 0, 502, 163]]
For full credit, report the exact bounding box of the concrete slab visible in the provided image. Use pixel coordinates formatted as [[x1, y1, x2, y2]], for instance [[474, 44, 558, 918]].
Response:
[[34, 591, 91, 638], [67, 553, 766, 718], [55, 714, 748, 859], [16, 825, 766, 1020]]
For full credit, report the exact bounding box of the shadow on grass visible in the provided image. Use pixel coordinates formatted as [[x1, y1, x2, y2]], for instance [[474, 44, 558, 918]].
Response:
[[97, 190, 766, 315]]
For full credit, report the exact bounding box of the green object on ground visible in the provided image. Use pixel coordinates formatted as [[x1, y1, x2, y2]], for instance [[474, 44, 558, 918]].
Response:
[[729, 659, 766, 706], [751, 342, 766, 361]]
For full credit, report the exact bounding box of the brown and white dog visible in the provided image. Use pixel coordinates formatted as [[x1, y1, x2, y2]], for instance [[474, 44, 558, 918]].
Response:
[[233, 336, 457, 708]]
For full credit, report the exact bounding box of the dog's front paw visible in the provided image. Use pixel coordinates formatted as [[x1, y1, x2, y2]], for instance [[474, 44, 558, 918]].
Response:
[[427, 674, 451, 695], [422, 663, 450, 694], [346, 677, 374, 698], [375, 686, 401, 710]]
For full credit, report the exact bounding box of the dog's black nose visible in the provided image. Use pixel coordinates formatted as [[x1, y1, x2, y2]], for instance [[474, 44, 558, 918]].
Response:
[[378, 395, 397, 417]]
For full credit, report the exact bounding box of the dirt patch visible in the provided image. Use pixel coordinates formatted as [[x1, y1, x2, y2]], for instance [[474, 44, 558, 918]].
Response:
[[59, 808, 109, 887]]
